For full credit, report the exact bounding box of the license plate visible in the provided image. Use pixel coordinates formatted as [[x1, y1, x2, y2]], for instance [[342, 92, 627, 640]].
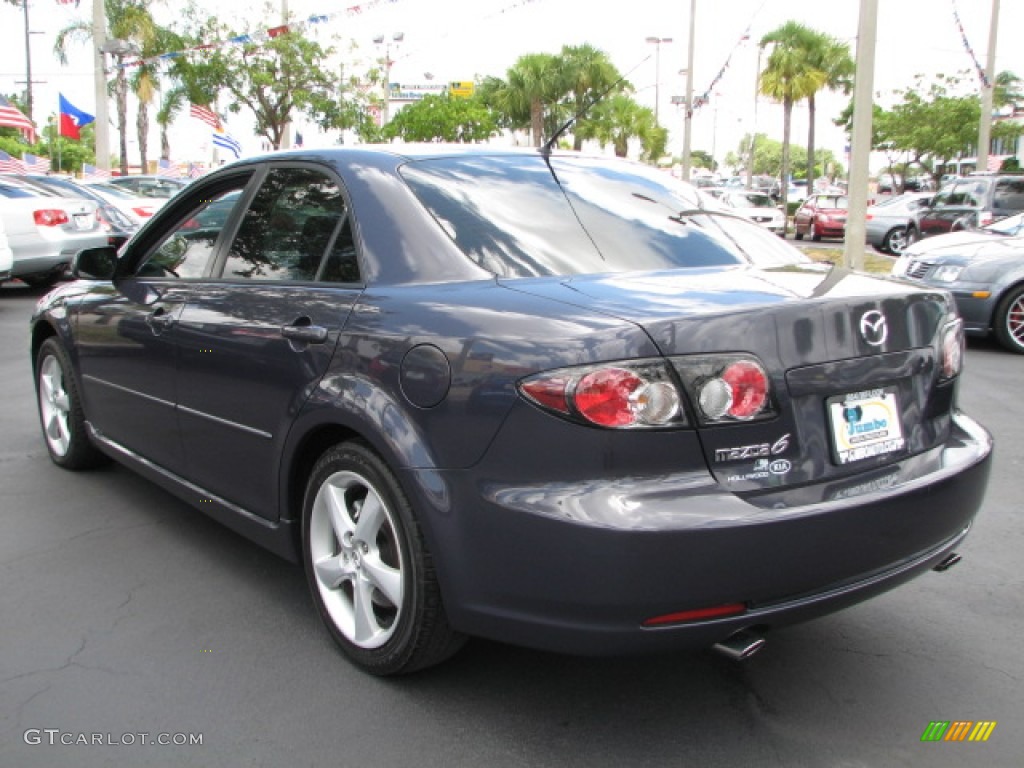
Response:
[[74, 214, 91, 230], [827, 386, 905, 464]]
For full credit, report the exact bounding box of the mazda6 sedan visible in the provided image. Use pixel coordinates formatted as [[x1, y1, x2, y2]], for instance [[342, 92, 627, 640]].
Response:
[[31, 146, 992, 675]]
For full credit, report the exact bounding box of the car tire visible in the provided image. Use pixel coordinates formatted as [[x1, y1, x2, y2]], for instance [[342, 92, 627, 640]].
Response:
[[794, 227, 804, 241], [35, 337, 109, 469], [302, 440, 465, 675], [810, 221, 822, 242], [904, 226, 918, 247], [993, 285, 1024, 355], [883, 227, 908, 255]]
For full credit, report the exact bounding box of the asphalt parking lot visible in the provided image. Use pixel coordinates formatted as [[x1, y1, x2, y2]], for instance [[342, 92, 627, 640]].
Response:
[[1, 278, 1021, 768]]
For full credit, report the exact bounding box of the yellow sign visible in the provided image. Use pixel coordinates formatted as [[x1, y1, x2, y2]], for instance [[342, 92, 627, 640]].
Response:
[[449, 81, 475, 99]]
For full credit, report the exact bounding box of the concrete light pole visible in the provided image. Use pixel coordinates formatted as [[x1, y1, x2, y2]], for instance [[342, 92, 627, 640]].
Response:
[[680, 0, 696, 182], [842, 0, 879, 272], [374, 32, 404, 126], [976, 0, 1000, 173], [92, 0, 110, 173]]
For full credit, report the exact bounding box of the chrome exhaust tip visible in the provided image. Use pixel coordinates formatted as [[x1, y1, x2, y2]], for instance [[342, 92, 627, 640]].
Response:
[[933, 552, 962, 572], [712, 629, 766, 661]]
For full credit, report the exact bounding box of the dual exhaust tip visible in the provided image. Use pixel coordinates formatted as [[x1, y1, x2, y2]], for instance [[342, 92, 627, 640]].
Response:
[[711, 552, 963, 661]]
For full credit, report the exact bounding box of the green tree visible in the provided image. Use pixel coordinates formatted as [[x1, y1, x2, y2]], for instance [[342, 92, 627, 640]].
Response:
[[799, 31, 853, 190], [485, 53, 562, 147], [994, 70, 1023, 108], [383, 93, 499, 143], [575, 93, 664, 161], [54, 0, 159, 174], [555, 44, 624, 151], [759, 22, 827, 220]]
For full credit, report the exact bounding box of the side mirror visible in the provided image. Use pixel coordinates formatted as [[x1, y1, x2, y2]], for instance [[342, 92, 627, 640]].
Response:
[[71, 246, 118, 280]]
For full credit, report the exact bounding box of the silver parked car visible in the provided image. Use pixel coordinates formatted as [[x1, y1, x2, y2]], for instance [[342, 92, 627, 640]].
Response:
[[0, 179, 108, 286], [866, 192, 932, 255], [719, 190, 786, 235], [891, 212, 1024, 353]]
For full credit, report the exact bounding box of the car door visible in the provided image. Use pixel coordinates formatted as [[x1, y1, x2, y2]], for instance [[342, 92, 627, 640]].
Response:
[[73, 177, 253, 473], [795, 197, 817, 234], [173, 164, 363, 520]]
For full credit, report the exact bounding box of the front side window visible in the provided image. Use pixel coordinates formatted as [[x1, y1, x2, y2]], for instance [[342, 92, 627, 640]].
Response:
[[136, 185, 248, 278], [994, 178, 1024, 213], [221, 167, 356, 282]]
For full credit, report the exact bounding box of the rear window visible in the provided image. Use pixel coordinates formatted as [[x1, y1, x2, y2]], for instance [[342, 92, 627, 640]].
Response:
[[401, 155, 765, 278]]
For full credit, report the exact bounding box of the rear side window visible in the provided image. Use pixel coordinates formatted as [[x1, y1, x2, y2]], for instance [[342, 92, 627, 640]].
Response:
[[222, 167, 359, 283], [994, 177, 1024, 214]]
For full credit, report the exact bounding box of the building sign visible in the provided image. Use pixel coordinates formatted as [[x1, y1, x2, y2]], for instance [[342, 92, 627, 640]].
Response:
[[449, 81, 475, 99], [388, 83, 447, 101]]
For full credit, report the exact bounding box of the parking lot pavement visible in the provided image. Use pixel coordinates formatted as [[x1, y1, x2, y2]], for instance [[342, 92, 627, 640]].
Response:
[[1, 279, 1022, 768]]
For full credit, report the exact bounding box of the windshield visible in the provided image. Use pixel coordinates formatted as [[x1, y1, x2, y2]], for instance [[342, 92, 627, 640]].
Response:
[[402, 155, 810, 278], [985, 212, 1024, 236], [732, 192, 775, 208]]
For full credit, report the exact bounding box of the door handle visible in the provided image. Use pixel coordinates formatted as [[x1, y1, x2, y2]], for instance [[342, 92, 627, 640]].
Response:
[[145, 307, 176, 334], [281, 323, 328, 344]]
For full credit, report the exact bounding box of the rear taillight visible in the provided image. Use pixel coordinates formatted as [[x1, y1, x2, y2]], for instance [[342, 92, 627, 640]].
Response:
[[939, 318, 964, 380], [181, 217, 199, 230], [519, 362, 684, 429], [33, 209, 69, 227], [672, 355, 777, 424], [978, 211, 994, 228], [132, 206, 154, 218]]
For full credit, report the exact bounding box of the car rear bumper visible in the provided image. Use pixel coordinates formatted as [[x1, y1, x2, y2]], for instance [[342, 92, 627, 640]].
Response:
[[409, 412, 992, 656]]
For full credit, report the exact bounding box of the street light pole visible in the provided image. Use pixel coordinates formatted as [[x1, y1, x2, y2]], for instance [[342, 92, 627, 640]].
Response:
[[680, 0, 696, 181], [374, 32, 404, 127], [645, 36, 672, 124]]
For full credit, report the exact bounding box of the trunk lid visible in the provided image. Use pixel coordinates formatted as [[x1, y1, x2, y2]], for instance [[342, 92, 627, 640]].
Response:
[[509, 265, 959, 492]]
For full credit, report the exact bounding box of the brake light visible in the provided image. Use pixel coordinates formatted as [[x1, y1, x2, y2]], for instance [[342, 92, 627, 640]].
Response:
[[181, 217, 199, 230], [642, 602, 747, 627], [33, 209, 69, 227], [696, 360, 770, 421], [978, 211, 994, 227], [520, 362, 683, 429], [132, 206, 154, 218]]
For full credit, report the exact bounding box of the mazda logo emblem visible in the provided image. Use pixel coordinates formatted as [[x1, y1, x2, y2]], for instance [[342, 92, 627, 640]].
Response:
[[859, 310, 888, 346]]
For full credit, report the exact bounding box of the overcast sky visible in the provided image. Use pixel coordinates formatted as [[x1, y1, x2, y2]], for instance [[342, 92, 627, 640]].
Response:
[[1, 0, 1020, 169]]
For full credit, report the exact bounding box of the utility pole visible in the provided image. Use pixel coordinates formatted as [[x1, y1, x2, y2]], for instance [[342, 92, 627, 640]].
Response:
[[976, 0, 1000, 173], [680, 0, 696, 181], [842, 0, 878, 272], [93, 0, 110, 172]]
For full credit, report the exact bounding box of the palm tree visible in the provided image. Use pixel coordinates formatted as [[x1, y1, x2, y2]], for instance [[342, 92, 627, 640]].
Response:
[[994, 71, 1023, 109], [54, 0, 158, 174], [156, 86, 185, 161], [800, 32, 853, 191], [575, 94, 662, 160], [556, 44, 624, 151], [490, 53, 562, 146], [759, 22, 827, 224]]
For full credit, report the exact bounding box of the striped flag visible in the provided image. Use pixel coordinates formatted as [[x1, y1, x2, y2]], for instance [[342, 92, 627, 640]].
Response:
[[157, 158, 182, 178], [189, 103, 221, 130], [0, 150, 24, 174], [82, 163, 110, 180], [212, 128, 242, 159], [187, 162, 204, 178], [0, 95, 37, 143], [22, 152, 51, 173]]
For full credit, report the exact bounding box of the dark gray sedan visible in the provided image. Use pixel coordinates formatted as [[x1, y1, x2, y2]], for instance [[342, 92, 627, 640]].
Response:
[[891, 212, 1024, 353], [30, 146, 992, 675]]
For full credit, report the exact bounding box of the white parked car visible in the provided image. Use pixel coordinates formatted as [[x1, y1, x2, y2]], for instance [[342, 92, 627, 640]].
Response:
[[0, 178, 108, 286], [720, 190, 787, 235], [0, 215, 13, 281], [82, 181, 167, 223]]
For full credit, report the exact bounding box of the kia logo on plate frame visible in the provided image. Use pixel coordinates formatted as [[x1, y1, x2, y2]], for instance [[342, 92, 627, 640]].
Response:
[[859, 310, 888, 346]]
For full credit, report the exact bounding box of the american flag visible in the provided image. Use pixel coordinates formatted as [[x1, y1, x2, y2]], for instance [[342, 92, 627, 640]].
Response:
[[987, 154, 1009, 172], [82, 163, 110, 180], [187, 162, 204, 178], [22, 152, 51, 173], [0, 150, 24, 174], [189, 103, 221, 130], [0, 95, 37, 143], [157, 158, 182, 179]]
